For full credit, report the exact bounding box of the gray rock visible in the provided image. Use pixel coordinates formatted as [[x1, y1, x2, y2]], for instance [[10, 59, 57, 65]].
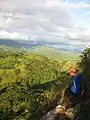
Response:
[[40, 109, 56, 120]]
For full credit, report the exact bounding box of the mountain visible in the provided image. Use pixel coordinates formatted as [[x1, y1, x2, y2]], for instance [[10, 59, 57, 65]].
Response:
[[0, 47, 68, 120], [30, 46, 79, 62], [0, 39, 82, 53], [0, 42, 79, 62], [0, 39, 42, 48], [0, 45, 83, 120]]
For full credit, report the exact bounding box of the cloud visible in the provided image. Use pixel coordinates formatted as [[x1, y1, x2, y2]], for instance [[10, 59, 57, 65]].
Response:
[[0, 0, 90, 51], [0, 30, 29, 40]]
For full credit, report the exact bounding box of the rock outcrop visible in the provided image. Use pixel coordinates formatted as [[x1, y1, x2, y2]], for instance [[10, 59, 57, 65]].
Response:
[[40, 86, 87, 120]]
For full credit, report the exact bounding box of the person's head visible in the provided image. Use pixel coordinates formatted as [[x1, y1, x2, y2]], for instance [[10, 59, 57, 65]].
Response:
[[68, 68, 77, 76]]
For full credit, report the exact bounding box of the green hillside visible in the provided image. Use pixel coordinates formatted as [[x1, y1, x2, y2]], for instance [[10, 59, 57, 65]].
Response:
[[30, 46, 79, 62], [0, 46, 73, 120], [1, 45, 86, 120], [0, 47, 63, 88]]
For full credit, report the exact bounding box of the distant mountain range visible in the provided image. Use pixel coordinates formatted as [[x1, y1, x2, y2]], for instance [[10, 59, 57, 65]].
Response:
[[0, 39, 42, 48], [0, 39, 82, 53], [0, 41, 79, 63]]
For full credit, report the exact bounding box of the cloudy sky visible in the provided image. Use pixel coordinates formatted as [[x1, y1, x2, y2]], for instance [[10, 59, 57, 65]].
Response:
[[0, 0, 90, 51]]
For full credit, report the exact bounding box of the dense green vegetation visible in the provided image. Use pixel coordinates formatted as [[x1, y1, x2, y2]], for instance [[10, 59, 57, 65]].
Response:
[[0, 45, 74, 120], [73, 47, 90, 120], [2, 45, 88, 120], [79, 48, 90, 81]]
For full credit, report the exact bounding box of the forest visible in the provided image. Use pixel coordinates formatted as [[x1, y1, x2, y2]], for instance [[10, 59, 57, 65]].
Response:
[[0, 45, 90, 120]]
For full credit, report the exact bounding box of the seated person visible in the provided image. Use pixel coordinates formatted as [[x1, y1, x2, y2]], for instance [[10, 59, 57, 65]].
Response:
[[68, 68, 84, 95]]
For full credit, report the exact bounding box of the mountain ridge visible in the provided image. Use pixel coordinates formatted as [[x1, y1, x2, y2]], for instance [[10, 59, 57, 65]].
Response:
[[0, 39, 82, 53]]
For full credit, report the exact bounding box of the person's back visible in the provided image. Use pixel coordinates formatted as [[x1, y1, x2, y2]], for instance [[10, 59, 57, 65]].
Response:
[[68, 68, 83, 95], [71, 73, 82, 94]]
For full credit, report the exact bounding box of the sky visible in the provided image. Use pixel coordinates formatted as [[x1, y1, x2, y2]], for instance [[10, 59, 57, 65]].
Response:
[[0, 0, 90, 51]]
